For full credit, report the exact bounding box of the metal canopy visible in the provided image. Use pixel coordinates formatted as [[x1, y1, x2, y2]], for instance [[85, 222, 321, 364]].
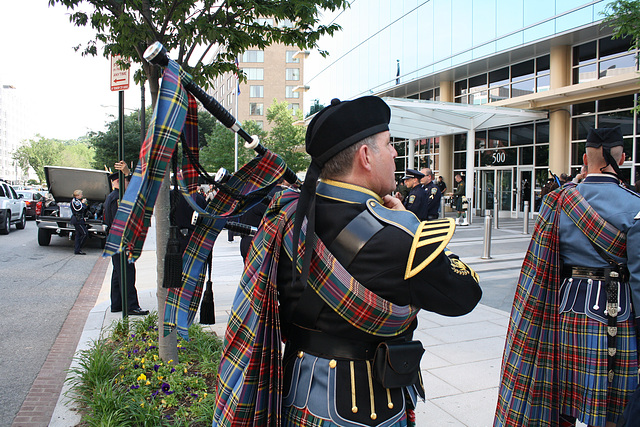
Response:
[[382, 97, 548, 139]]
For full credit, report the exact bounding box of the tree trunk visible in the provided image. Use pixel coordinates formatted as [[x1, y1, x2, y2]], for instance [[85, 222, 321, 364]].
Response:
[[146, 69, 178, 363], [157, 169, 179, 363]]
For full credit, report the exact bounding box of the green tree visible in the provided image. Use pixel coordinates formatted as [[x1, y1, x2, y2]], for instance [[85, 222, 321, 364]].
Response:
[[264, 100, 309, 173], [13, 136, 65, 183], [200, 120, 264, 173], [602, 0, 640, 51], [59, 140, 95, 169], [90, 109, 146, 171]]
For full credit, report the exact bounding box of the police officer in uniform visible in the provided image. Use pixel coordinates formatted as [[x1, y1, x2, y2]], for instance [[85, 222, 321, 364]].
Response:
[[70, 189, 88, 255], [402, 168, 427, 220], [420, 167, 442, 220], [276, 97, 482, 425]]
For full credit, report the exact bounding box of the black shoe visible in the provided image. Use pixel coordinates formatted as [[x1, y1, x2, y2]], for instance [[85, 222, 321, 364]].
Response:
[[111, 308, 122, 313], [128, 308, 149, 316], [75, 251, 86, 255]]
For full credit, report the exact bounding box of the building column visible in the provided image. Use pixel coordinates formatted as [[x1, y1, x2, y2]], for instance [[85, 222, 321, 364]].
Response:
[[408, 139, 416, 170], [549, 45, 571, 176], [439, 81, 454, 193]]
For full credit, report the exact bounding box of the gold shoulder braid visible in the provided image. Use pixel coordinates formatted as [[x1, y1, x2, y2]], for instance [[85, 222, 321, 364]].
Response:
[[405, 219, 455, 279]]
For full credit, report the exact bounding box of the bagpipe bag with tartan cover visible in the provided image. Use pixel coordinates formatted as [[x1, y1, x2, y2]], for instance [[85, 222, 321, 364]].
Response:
[[101, 57, 287, 340], [213, 189, 420, 426], [494, 184, 627, 426]]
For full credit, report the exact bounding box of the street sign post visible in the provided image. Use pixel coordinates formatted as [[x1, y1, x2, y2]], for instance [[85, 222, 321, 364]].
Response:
[[110, 55, 130, 92]]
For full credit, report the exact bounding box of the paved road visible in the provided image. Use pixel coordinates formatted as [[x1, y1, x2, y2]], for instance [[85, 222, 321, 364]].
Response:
[[0, 220, 102, 427]]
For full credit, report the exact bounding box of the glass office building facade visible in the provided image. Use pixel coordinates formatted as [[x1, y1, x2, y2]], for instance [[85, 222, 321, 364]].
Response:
[[303, 0, 639, 217]]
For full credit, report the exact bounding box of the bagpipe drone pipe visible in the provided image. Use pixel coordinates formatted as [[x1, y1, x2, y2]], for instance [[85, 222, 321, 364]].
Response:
[[103, 41, 302, 339]]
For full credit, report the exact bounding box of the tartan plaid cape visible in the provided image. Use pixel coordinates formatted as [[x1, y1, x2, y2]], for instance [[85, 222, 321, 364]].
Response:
[[214, 187, 420, 426], [495, 184, 627, 426]]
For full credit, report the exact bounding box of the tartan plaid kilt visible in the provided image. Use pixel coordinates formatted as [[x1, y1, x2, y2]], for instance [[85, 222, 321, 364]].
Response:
[[282, 405, 414, 427], [558, 296, 639, 426]]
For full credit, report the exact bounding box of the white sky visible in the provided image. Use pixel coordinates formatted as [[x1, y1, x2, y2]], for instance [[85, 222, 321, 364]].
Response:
[[0, 0, 147, 141]]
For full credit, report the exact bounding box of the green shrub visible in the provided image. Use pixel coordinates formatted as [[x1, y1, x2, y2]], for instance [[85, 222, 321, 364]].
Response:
[[66, 312, 222, 426]]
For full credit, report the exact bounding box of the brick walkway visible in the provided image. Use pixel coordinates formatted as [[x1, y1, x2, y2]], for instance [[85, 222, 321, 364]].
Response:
[[11, 257, 109, 427]]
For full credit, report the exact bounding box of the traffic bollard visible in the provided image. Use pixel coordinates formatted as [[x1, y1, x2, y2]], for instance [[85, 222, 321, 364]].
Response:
[[441, 196, 446, 219], [493, 196, 499, 229], [482, 214, 492, 259], [523, 201, 530, 234]]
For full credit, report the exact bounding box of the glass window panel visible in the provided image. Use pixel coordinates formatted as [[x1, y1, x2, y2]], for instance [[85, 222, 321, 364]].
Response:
[[286, 50, 300, 63], [599, 95, 635, 112], [573, 63, 597, 84], [476, 130, 488, 150], [455, 95, 469, 104], [455, 80, 468, 96], [624, 137, 633, 159], [489, 67, 509, 87], [599, 54, 637, 78], [636, 137, 640, 163], [255, 120, 263, 130], [521, 146, 534, 165], [512, 79, 534, 97], [572, 116, 595, 140], [469, 74, 487, 92], [489, 86, 509, 102], [249, 85, 263, 97], [454, 152, 467, 169], [288, 103, 300, 113], [573, 101, 596, 115], [470, 90, 488, 105], [512, 59, 534, 80], [249, 103, 264, 115], [244, 68, 264, 80], [598, 111, 634, 136], [395, 157, 406, 173], [408, 93, 419, 99], [571, 142, 586, 166], [454, 134, 467, 151], [619, 167, 632, 183], [600, 35, 633, 59], [242, 50, 264, 62], [488, 128, 509, 148], [536, 122, 550, 143], [419, 89, 434, 100], [511, 124, 534, 146], [535, 145, 549, 166], [285, 86, 300, 98], [536, 74, 550, 92], [573, 41, 597, 66], [286, 68, 300, 81], [536, 55, 550, 74]]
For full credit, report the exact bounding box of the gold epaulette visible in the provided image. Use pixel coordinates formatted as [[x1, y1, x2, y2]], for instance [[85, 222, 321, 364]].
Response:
[[405, 218, 455, 279]]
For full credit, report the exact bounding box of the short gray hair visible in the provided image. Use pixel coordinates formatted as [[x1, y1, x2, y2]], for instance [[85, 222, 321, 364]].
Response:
[[320, 134, 379, 180]]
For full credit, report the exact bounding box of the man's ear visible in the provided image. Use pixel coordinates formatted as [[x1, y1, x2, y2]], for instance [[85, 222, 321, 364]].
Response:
[[357, 144, 373, 171], [619, 152, 626, 165]]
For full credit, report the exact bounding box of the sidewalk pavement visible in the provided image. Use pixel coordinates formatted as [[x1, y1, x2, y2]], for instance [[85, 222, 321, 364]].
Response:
[[49, 213, 539, 426]]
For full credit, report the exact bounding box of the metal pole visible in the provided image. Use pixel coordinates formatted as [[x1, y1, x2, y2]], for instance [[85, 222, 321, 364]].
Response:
[[440, 196, 446, 219], [118, 90, 128, 319], [523, 201, 530, 234], [482, 214, 492, 259], [140, 82, 146, 145], [493, 195, 499, 229]]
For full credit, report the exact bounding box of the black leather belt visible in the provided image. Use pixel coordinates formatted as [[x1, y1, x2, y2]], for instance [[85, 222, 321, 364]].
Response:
[[287, 325, 381, 360], [562, 265, 607, 281]]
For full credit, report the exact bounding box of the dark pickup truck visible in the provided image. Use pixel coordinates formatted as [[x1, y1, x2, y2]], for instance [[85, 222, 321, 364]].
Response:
[[36, 166, 112, 248]]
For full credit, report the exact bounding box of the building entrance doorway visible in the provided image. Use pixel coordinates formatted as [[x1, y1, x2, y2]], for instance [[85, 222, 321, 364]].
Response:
[[477, 168, 514, 217]]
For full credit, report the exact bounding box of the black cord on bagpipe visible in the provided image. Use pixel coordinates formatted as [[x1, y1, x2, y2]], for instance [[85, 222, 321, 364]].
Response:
[[163, 151, 183, 288], [144, 41, 302, 188]]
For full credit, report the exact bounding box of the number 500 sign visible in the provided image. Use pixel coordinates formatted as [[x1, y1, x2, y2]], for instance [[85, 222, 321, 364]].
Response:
[[492, 151, 506, 164]]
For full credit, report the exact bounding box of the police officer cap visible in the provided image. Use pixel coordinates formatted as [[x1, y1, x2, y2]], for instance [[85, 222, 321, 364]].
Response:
[[305, 96, 391, 167], [109, 172, 119, 182], [402, 169, 425, 180], [585, 127, 623, 149]]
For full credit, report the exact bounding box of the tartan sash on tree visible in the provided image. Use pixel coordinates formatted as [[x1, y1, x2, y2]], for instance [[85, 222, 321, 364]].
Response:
[[214, 188, 420, 426], [495, 184, 627, 426], [103, 60, 192, 261]]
